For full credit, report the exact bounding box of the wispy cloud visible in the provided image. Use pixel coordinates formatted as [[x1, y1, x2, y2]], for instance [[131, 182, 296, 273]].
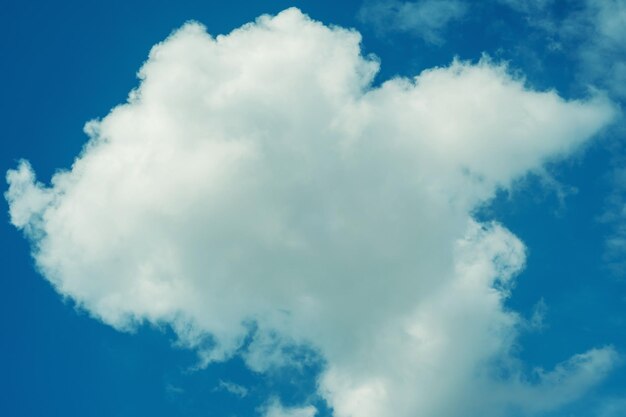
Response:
[[595, 397, 626, 417], [261, 399, 317, 417], [559, 0, 626, 99], [497, 0, 553, 14], [599, 163, 626, 278], [498, 0, 626, 99], [215, 380, 249, 398], [358, 0, 467, 44]]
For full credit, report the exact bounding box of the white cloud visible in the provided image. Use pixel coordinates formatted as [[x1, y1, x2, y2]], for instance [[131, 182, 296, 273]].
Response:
[[358, 0, 467, 44], [5, 8, 619, 417]]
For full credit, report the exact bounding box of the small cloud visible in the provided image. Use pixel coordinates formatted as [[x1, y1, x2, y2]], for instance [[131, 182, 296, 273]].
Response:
[[165, 383, 184, 397], [528, 297, 548, 332], [215, 380, 249, 398], [358, 0, 467, 44]]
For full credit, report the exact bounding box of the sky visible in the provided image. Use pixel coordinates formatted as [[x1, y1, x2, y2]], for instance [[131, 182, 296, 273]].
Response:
[[1, 1, 626, 417]]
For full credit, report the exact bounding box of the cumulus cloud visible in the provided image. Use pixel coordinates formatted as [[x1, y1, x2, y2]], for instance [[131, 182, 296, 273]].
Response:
[[5, 8, 619, 417], [358, 0, 467, 44]]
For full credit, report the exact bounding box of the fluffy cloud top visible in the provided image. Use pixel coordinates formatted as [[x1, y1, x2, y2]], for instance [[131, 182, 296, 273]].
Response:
[[5, 8, 618, 417]]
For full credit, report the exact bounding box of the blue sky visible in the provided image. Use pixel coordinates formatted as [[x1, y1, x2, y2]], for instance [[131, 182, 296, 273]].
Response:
[[2, 1, 626, 417]]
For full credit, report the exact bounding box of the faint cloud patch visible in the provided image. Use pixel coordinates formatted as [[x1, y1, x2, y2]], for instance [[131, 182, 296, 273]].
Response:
[[497, 0, 554, 14], [528, 298, 548, 332], [496, 0, 626, 99], [215, 379, 249, 398], [598, 160, 626, 278], [357, 0, 467, 44], [595, 397, 626, 417], [261, 399, 317, 417], [558, 0, 626, 99], [165, 383, 185, 398]]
